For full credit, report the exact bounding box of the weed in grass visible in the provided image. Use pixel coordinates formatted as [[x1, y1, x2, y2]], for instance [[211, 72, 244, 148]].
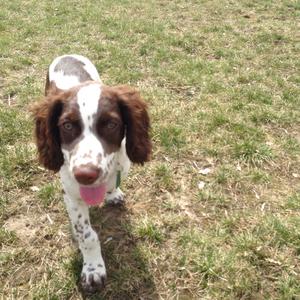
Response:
[[285, 192, 300, 210], [278, 275, 300, 299], [0, 195, 9, 214], [0, 106, 31, 146], [216, 170, 228, 184], [177, 228, 204, 248], [234, 231, 260, 253], [136, 219, 163, 244], [0, 228, 18, 246], [154, 163, 175, 191], [231, 100, 246, 112], [205, 80, 224, 94], [0, 144, 36, 190], [237, 72, 264, 85], [159, 126, 186, 151], [219, 216, 241, 236], [197, 190, 230, 210], [31, 267, 77, 300], [208, 114, 230, 132], [282, 136, 300, 154], [177, 229, 232, 291], [234, 233, 271, 270], [203, 146, 219, 158], [1, 248, 34, 276], [245, 88, 273, 105], [256, 32, 287, 45], [230, 122, 264, 141], [214, 166, 236, 185], [282, 87, 299, 104], [271, 217, 300, 254], [191, 246, 218, 282], [37, 181, 61, 208], [233, 140, 273, 165], [250, 109, 278, 124], [247, 169, 270, 184], [258, 216, 300, 251]]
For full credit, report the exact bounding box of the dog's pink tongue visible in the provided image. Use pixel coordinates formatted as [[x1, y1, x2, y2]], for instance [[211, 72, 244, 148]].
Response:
[[79, 184, 106, 206]]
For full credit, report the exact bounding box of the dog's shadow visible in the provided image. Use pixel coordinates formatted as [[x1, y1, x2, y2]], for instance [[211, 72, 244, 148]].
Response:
[[72, 204, 158, 300]]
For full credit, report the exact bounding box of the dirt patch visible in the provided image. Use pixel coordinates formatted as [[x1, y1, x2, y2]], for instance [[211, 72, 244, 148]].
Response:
[[4, 215, 38, 243]]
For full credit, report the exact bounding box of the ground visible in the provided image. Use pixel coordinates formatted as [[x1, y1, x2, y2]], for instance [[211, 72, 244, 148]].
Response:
[[0, 1, 299, 299]]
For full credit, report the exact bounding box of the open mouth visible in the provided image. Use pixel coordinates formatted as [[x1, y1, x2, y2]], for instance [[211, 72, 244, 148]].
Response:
[[79, 183, 107, 206]]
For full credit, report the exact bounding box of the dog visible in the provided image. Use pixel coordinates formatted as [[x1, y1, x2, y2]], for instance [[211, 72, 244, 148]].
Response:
[[33, 54, 151, 293]]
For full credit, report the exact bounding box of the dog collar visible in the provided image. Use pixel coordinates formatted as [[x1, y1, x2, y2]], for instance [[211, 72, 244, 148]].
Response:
[[116, 170, 121, 188]]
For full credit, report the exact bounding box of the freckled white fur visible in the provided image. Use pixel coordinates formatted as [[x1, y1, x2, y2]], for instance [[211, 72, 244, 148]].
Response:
[[73, 84, 104, 169], [50, 71, 81, 90], [50, 54, 131, 291], [63, 193, 106, 286], [69, 83, 117, 179], [77, 83, 101, 131], [49, 54, 102, 90]]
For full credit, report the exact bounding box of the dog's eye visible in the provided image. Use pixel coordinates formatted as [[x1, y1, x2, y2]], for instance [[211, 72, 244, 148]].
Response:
[[106, 121, 118, 130], [63, 122, 73, 131]]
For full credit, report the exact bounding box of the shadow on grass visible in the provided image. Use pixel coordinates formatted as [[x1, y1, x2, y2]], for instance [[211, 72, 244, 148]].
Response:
[[71, 204, 158, 300]]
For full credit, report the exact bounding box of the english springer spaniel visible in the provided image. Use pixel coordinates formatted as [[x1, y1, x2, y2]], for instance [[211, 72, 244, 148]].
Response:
[[33, 54, 151, 293]]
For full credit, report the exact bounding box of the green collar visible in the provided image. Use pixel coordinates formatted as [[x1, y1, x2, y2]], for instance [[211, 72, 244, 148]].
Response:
[[116, 170, 121, 188]]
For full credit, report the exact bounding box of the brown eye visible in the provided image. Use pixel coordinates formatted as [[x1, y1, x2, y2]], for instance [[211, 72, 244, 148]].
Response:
[[106, 121, 118, 130], [63, 122, 73, 131]]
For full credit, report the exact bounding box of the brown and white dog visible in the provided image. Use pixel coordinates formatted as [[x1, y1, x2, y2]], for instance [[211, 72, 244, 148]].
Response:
[[33, 54, 151, 293]]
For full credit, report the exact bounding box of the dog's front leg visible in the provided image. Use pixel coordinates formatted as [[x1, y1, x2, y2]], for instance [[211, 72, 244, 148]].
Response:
[[105, 187, 124, 205], [64, 194, 106, 293]]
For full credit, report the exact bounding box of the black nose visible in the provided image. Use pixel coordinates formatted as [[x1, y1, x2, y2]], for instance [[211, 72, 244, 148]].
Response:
[[73, 165, 101, 185]]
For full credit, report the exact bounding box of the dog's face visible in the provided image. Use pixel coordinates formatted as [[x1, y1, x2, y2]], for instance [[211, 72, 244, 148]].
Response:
[[58, 83, 126, 186], [33, 82, 151, 186]]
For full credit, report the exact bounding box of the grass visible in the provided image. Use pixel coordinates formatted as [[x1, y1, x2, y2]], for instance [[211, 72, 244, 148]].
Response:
[[0, 0, 299, 299]]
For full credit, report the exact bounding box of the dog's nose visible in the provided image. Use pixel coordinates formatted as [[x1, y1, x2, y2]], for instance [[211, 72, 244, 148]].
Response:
[[73, 165, 101, 185]]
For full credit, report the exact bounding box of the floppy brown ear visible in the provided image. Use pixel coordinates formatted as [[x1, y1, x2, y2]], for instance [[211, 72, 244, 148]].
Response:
[[32, 94, 64, 172], [116, 86, 151, 164]]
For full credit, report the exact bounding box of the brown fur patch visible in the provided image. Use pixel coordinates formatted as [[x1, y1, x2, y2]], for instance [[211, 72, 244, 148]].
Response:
[[97, 86, 152, 163], [32, 89, 76, 172], [114, 86, 152, 164]]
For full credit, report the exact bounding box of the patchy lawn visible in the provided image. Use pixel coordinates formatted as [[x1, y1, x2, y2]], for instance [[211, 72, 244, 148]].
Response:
[[0, 0, 299, 299]]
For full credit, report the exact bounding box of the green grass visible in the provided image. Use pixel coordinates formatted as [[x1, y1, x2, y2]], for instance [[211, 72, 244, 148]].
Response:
[[37, 181, 62, 208], [1, 0, 300, 299]]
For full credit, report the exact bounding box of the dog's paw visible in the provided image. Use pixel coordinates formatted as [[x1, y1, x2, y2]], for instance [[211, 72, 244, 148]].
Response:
[[80, 263, 106, 294], [105, 188, 124, 206]]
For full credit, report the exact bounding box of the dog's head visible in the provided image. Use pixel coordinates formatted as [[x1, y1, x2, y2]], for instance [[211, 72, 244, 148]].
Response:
[[33, 82, 151, 186]]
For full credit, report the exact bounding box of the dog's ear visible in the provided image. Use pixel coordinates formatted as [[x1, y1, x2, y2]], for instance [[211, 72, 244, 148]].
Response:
[[115, 86, 151, 164], [45, 72, 63, 96], [32, 94, 65, 172]]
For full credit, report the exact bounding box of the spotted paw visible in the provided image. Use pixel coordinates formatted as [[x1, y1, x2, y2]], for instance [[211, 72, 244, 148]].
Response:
[[105, 188, 124, 206], [80, 263, 106, 294]]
